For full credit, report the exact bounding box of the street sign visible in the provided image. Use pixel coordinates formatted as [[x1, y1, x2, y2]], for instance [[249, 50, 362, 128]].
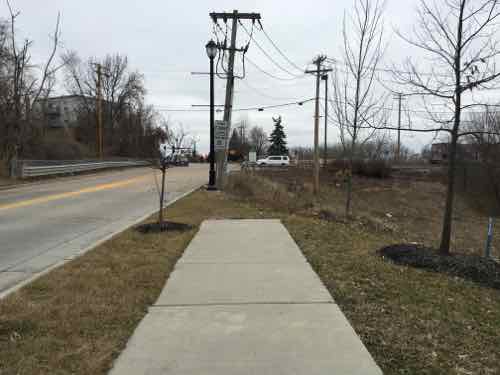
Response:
[[249, 151, 257, 163], [214, 120, 229, 151]]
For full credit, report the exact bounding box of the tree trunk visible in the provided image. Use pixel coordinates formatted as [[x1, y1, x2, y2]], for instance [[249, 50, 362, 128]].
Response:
[[345, 139, 356, 217], [439, 132, 458, 255], [440, 2, 464, 256], [159, 164, 166, 230], [345, 172, 353, 217]]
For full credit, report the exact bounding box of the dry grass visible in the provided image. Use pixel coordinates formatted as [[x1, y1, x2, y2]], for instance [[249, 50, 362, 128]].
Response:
[[0, 190, 267, 375], [227, 171, 500, 374], [236, 168, 500, 258], [286, 216, 500, 374]]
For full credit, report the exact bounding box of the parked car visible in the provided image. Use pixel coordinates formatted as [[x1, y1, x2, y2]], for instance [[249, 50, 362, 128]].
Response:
[[165, 153, 189, 167], [256, 155, 290, 167]]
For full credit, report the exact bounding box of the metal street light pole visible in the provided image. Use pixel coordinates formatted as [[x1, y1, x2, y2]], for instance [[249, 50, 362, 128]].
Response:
[[206, 40, 218, 190]]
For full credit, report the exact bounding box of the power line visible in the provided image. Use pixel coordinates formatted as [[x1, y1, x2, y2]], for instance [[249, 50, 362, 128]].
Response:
[[238, 79, 302, 101], [245, 56, 305, 81], [327, 57, 460, 79], [257, 21, 305, 73], [239, 20, 304, 79], [233, 97, 315, 112], [155, 98, 315, 113]]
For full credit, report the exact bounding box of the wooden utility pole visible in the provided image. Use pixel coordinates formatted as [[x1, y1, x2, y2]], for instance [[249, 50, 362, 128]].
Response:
[[322, 74, 328, 168], [210, 10, 261, 189], [306, 56, 332, 196], [96, 64, 103, 159]]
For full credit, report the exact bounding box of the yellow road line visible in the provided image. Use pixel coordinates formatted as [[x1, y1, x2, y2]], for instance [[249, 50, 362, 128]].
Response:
[[0, 175, 151, 212]]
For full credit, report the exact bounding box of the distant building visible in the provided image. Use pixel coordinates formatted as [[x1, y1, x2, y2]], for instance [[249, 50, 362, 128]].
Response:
[[33, 95, 96, 129], [430, 143, 480, 164]]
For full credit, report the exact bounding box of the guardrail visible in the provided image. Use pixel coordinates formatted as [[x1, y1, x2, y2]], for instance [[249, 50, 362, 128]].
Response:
[[13, 159, 151, 179]]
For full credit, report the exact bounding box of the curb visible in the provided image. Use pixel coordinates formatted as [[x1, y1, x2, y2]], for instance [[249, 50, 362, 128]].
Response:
[[0, 185, 202, 300]]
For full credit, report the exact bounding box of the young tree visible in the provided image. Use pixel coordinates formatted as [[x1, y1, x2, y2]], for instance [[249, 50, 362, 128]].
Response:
[[331, 0, 387, 216], [249, 126, 268, 158], [387, 0, 500, 254], [268, 116, 288, 155]]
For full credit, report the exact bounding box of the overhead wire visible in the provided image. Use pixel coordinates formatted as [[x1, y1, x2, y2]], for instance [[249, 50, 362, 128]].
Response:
[[154, 98, 315, 113], [245, 56, 306, 81], [257, 21, 305, 73], [239, 20, 304, 79], [238, 79, 303, 101]]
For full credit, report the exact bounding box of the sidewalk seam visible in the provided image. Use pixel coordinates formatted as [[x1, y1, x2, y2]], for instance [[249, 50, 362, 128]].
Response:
[[151, 301, 334, 308]]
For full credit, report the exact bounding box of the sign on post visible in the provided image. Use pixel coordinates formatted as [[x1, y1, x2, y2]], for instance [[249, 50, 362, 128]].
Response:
[[214, 120, 229, 151], [249, 151, 257, 163]]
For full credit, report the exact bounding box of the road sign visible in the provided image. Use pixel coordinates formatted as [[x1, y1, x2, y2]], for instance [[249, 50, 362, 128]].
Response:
[[214, 120, 229, 151], [249, 151, 257, 163]]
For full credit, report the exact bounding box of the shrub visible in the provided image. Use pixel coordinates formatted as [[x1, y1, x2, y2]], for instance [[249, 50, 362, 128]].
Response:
[[326, 159, 392, 179], [356, 160, 392, 179], [226, 173, 314, 213]]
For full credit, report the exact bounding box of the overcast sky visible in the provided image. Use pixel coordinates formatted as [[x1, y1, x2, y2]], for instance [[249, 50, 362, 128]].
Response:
[[3, 0, 499, 154]]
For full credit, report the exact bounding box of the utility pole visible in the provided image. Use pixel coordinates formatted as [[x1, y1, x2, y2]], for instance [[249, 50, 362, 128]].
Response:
[[306, 56, 332, 196], [322, 74, 328, 168], [210, 10, 261, 189], [394, 92, 405, 162], [238, 122, 246, 144], [95, 64, 103, 159]]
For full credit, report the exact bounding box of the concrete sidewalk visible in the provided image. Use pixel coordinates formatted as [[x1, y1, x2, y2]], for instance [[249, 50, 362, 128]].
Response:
[[109, 220, 382, 375]]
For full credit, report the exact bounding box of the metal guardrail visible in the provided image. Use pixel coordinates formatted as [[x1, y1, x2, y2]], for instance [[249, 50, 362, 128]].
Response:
[[16, 160, 150, 178]]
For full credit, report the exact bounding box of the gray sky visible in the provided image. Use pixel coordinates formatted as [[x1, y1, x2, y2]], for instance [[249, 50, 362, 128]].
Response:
[[4, 0, 499, 154]]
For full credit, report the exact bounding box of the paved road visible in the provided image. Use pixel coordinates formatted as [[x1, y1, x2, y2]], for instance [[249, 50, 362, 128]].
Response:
[[109, 220, 382, 374], [0, 165, 208, 295]]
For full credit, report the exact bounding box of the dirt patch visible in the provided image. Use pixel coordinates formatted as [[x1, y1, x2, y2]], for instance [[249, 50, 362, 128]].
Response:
[[379, 244, 500, 290]]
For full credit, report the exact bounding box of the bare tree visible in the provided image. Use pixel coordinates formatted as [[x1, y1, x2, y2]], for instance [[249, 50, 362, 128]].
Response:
[[249, 126, 268, 158], [0, 0, 62, 168], [62, 51, 145, 154], [164, 122, 190, 151], [382, 0, 500, 255], [331, 0, 387, 216]]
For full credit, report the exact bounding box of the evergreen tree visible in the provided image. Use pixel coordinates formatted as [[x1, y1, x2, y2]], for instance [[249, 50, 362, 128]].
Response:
[[268, 116, 288, 155], [228, 128, 241, 151]]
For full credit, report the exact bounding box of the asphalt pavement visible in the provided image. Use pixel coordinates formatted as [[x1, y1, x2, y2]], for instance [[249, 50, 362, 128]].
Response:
[[0, 165, 208, 296]]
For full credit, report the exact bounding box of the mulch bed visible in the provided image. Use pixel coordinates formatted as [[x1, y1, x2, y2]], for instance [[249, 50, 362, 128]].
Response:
[[379, 244, 500, 290], [135, 221, 194, 234]]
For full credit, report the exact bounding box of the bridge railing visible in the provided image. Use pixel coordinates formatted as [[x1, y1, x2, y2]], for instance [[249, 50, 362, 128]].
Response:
[[12, 159, 151, 179]]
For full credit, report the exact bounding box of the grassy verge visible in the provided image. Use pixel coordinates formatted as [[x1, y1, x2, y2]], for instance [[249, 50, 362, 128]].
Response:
[[285, 216, 500, 374], [0, 189, 266, 375]]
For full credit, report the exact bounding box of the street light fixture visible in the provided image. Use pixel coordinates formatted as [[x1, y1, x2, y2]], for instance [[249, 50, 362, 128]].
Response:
[[206, 40, 218, 190], [205, 40, 218, 59]]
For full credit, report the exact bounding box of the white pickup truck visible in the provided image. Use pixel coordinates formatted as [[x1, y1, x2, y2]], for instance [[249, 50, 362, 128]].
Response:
[[256, 155, 290, 167]]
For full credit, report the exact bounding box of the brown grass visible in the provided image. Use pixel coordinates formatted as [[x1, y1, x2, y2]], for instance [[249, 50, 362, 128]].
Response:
[[0, 190, 267, 375], [234, 168, 499, 258], [227, 171, 500, 374]]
